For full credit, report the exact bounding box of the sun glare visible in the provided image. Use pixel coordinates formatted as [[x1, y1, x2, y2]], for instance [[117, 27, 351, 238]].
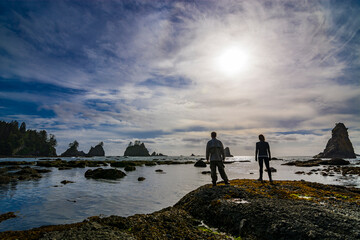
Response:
[[216, 47, 249, 76]]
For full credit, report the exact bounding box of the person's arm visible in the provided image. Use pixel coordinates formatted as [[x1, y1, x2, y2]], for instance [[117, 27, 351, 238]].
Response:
[[255, 142, 258, 161], [267, 142, 271, 160], [206, 142, 210, 162]]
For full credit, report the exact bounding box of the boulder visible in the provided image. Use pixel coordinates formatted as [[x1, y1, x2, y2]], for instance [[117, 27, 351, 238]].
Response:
[[265, 167, 277, 172], [85, 168, 126, 180], [314, 123, 356, 158], [194, 160, 207, 167], [224, 147, 233, 157], [138, 177, 146, 181]]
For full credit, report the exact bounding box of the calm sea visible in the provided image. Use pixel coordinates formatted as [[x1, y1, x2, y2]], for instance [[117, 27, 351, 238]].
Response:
[[1, 156, 359, 232]]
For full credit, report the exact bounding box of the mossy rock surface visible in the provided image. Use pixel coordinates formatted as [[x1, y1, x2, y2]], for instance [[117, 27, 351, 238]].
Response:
[[175, 179, 360, 240]]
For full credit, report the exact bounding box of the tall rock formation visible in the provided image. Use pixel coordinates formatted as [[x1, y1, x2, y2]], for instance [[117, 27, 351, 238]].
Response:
[[124, 141, 150, 156], [87, 142, 105, 157], [314, 123, 356, 158], [61, 140, 86, 157], [224, 147, 233, 157]]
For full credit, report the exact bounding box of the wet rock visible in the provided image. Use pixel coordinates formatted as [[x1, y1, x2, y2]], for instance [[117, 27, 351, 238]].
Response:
[[39, 222, 136, 240], [155, 169, 164, 172], [321, 158, 350, 166], [145, 162, 157, 166], [0, 175, 12, 184], [314, 123, 356, 158], [61, 180, 75, 185], [202, 171, 211, 174], [283, 159, 322, 167], [0, 212, 17, 223], [85, 168, 126, 180], [194, 160, 207, 167], [124, 166, 136, 172], [175, 179, 360, 240], [14, 167, 42, 180], [138, 177, 145, 181], [265, 167, 277, 172], [295, 171, 305, 174]]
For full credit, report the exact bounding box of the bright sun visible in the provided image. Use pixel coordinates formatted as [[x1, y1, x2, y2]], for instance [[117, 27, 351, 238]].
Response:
[[216, 46, 249, 76]]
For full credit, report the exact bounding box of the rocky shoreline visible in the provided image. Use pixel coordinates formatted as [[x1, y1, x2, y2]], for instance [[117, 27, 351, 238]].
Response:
[[1, 179, 359, 240]]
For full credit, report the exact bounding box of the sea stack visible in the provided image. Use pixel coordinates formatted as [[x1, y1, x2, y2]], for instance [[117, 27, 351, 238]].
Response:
[[124, 140, 150, 156], [87, 142, 105, 157], [314, 123, 356, 158], [224, 147, 233, 157]]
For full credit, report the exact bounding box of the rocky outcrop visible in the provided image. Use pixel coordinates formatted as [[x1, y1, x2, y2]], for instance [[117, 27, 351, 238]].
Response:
[[175, 179, 360, 240], [194, 160, 207, 167], [124, 141, 150, 156], [314, 123, 356, 158], [151, 151, 165, 156], [87, 142, 105, 157], [61, 141, 86, 157], [84, 168, 126, 180], [224, 147, 233, 157]]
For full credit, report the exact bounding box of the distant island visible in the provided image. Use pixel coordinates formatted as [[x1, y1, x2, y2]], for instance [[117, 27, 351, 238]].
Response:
[[0, 120, 57, 157], [124, 141, 150, 156], [314, 122, 356, 158], [61, 141, 105, 157]]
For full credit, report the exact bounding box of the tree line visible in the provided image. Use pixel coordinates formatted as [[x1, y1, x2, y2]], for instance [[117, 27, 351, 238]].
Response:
[[0, 120, 57, 157]]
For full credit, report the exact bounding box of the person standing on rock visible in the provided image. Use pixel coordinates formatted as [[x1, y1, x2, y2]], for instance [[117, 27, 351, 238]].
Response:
[[255, 134, 273, 183], [206, 132, 230, 186]]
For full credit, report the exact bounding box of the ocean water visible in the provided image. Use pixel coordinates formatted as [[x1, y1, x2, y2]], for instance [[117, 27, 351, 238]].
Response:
[[0, 156, 359, 232]]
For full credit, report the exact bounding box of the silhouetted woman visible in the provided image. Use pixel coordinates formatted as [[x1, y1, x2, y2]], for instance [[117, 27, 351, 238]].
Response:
[[255, 134, 273, 182]]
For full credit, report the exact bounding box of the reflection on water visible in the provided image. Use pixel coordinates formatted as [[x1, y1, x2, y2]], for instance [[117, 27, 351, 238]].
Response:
[[0, 156, 359, 231]]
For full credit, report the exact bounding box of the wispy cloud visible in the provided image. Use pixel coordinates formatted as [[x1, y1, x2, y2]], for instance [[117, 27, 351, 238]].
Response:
[[1, 0, 359, 155]]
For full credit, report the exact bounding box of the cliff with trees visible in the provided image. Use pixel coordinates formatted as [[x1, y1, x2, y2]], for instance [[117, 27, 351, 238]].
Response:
[[0, 120, 57, 157], [124, 141, 150, 156]]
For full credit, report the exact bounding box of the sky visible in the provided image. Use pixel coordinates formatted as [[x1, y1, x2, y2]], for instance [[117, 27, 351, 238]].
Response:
[[1, 0, 359, 156]]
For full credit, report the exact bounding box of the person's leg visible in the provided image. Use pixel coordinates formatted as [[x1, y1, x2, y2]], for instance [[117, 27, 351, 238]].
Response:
[[258, 158, 264, 181], [210, 161, 217, 186], [264, 158, 272, 182], [217, 161, 229, 184]]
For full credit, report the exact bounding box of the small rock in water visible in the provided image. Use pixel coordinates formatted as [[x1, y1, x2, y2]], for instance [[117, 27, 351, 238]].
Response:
[[61, 180, 75, 185], [201, 171, 211, 174], [155, 169, 164, 172], [124, 166, 136, 171], [265, 167, 277, 172], [138, 177, 146, 181], [194, 160, 207, 167]]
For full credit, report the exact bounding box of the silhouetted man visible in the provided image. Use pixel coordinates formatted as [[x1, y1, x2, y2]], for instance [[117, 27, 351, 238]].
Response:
[[206, 132, 230, 186], [255, 134, 273, 182]]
